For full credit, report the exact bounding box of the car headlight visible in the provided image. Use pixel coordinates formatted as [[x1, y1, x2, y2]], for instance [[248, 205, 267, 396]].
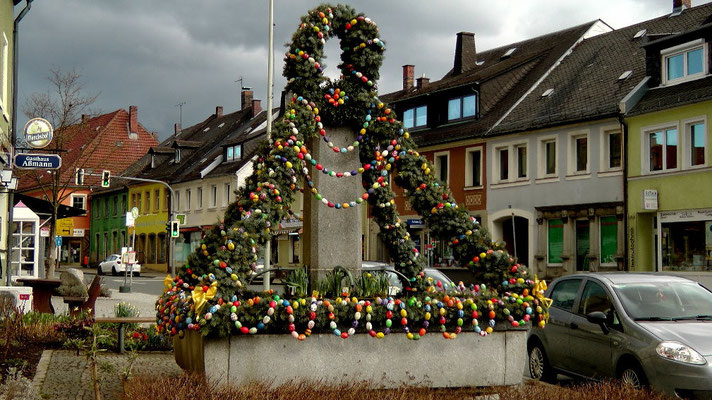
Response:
[[656, 341, 706, 365]]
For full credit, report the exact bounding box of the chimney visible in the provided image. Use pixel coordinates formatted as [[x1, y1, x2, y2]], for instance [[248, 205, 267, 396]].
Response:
[[251, 99, 262, 117], [81, 114, 90, 123], [216, 106, 223, 118], [416, 74, 430, 89], [672, 0, 691, 12], [174, 123, 182, 136], [454, 32, 476, 75], [402, 65, 414, 91], [128, 105, 138, 134], [241, 90, 254, 110]]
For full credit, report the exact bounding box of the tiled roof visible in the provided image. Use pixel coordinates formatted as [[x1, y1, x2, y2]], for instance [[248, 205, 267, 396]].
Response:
[[17, 108, 159, 191], [380, 21, 597, 147], [136, 107, 262, 183], [628, 75, 712, 115], [492, 3, 712, 134]]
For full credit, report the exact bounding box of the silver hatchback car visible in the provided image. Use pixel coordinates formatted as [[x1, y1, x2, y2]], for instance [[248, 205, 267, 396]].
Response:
[[527, 273, 712, 398]]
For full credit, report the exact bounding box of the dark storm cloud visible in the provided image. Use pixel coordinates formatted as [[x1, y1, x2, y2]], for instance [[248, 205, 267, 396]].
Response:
[[14, 0, 706, 140]]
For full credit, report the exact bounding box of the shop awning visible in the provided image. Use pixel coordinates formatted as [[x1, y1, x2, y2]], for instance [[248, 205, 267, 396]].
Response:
[[14, 193, 86, 219]]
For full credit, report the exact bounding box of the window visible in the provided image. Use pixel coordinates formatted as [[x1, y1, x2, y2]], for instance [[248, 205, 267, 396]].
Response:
[[516, 144, 527, 178], [550, 279, 581, 311], [434, 152, 449, 183], [154, 189, 160, 211], [122, 195, 126, 214], [71, 194, 87, 210], [604, 129, 622, 170], [648, 127, 678, 172], [538, 137, 558, 177], [568, 132, 589, 174], [210, 185, 217, 208], [176, 191, 181, 211], [578, 281, 613, 316], [145, 191, 151, 213], [95, 199, 102, 218], [662, 40, 706, 84], [494, 142, 528, 183], [223, 183, 231, 206], [688, 121, 706, 167], [403, 105, 427, 129], [197, 187, 203, 209], [291, 236, 300, 263], [104, 197, 109, 216], [186, 189, 191, 211], [600, 216, 618, 266], [131, 193, 136, 209], [465, 148, 482, 187], [498, 147, 508, 181], [447, 94, 477, 120], [548, 218, 564, 264], [137, 193, 142, 212], [113, 196, 118, 216], [226, 145, 242, 161], [0, 33, 8, 114]]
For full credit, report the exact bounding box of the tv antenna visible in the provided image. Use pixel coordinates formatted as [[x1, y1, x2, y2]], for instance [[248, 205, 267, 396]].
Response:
[[235, 76, 251, 91], [175, 101, 186, 126]]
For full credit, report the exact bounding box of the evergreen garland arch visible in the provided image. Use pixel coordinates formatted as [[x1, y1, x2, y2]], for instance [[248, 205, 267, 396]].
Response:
[[156, 3, 550, 339]]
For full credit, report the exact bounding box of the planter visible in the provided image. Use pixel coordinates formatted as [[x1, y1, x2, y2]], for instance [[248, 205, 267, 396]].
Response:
[[174, 329, 527, 388]]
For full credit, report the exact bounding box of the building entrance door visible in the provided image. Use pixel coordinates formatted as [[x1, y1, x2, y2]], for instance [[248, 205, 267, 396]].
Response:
[[576, 219, 590, 271]]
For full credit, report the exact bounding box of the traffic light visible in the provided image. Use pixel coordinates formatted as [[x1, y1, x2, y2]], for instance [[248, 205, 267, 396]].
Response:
[[75, 168, 84, 185], [170, 220, 180, 238], [101, 170, 111, 187]]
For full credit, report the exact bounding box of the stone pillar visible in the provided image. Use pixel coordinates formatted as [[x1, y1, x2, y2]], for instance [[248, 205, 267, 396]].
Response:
[[303, 126, 363, 287]]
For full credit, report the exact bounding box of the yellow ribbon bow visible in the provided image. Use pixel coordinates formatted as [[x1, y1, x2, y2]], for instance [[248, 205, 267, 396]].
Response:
[[533, 275, 553, 310], [192, 281, 218, 314], [163, 274, 174, 293]]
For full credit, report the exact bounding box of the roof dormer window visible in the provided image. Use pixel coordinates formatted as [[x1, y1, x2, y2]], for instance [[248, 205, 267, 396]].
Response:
[[175, 148, 181, 163], [447, 94, 477, 121], [225, 144, 242, 162], [662, 39, 706, 85], [403, 105, 427, 129]]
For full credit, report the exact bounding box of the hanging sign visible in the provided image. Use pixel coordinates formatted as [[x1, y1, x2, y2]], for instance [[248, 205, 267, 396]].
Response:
[[24, 118, 54, 149], [14, 153, 62, 170]]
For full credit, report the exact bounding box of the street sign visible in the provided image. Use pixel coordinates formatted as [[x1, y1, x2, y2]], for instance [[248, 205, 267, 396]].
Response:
[[24, 118, 54, 149], [131, 207, 139, 219], [14, 153, 62, 170], [176, 213, 186, 225], [56, 218, 73, 236], [55, 236, 62, 247], [125, 212, 135, 227]]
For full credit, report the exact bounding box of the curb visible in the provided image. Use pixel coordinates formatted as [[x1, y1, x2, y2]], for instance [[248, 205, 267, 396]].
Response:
[[31, 349, 53, 395]]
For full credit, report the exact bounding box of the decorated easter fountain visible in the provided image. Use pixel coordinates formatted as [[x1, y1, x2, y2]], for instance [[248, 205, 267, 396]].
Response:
[[157, 4, 550, 388]]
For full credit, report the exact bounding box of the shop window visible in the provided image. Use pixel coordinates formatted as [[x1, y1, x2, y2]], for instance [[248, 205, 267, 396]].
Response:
[[548, 218, 564, 265], [575, 219, 590, 271], [403, 105, 427, 129], [600, 216, 618, 266], [661, 219, 711, 271]]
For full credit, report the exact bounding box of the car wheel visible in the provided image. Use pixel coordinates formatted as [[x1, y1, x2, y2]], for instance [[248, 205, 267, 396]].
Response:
[[619, 362, 647, 389], [97, 265, 103, 275], [111, 266, 118, 276], [528, 341, 557, 383]]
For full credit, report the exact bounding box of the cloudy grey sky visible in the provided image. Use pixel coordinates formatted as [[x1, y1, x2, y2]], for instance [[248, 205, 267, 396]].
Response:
[[14, 0, 712, 140]]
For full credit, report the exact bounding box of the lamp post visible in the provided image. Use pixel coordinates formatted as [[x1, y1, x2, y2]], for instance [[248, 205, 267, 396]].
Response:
[[263, 0, 274, 292]]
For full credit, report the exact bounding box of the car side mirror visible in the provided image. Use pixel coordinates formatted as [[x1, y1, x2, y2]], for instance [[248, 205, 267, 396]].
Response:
[[586, 311, 610, 334]]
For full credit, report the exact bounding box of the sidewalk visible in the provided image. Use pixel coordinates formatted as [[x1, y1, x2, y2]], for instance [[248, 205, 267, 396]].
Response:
[[33, 349, 181, 400]]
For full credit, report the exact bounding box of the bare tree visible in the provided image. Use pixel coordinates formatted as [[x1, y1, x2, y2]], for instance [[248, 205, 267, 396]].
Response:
[[20, 67, 101, 278]]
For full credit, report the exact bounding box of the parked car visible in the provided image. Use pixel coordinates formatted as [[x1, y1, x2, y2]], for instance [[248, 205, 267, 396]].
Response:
[[97, 254, 141, 276], [527, 273, 712, 398], [361, 261, 454, 295]]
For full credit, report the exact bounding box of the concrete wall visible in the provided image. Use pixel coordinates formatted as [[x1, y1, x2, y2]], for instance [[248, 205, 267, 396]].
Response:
[[200, 331, 526, 388]]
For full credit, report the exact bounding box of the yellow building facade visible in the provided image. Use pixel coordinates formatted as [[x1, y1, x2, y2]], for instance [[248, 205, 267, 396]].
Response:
[[128, 183, 170, 272]]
